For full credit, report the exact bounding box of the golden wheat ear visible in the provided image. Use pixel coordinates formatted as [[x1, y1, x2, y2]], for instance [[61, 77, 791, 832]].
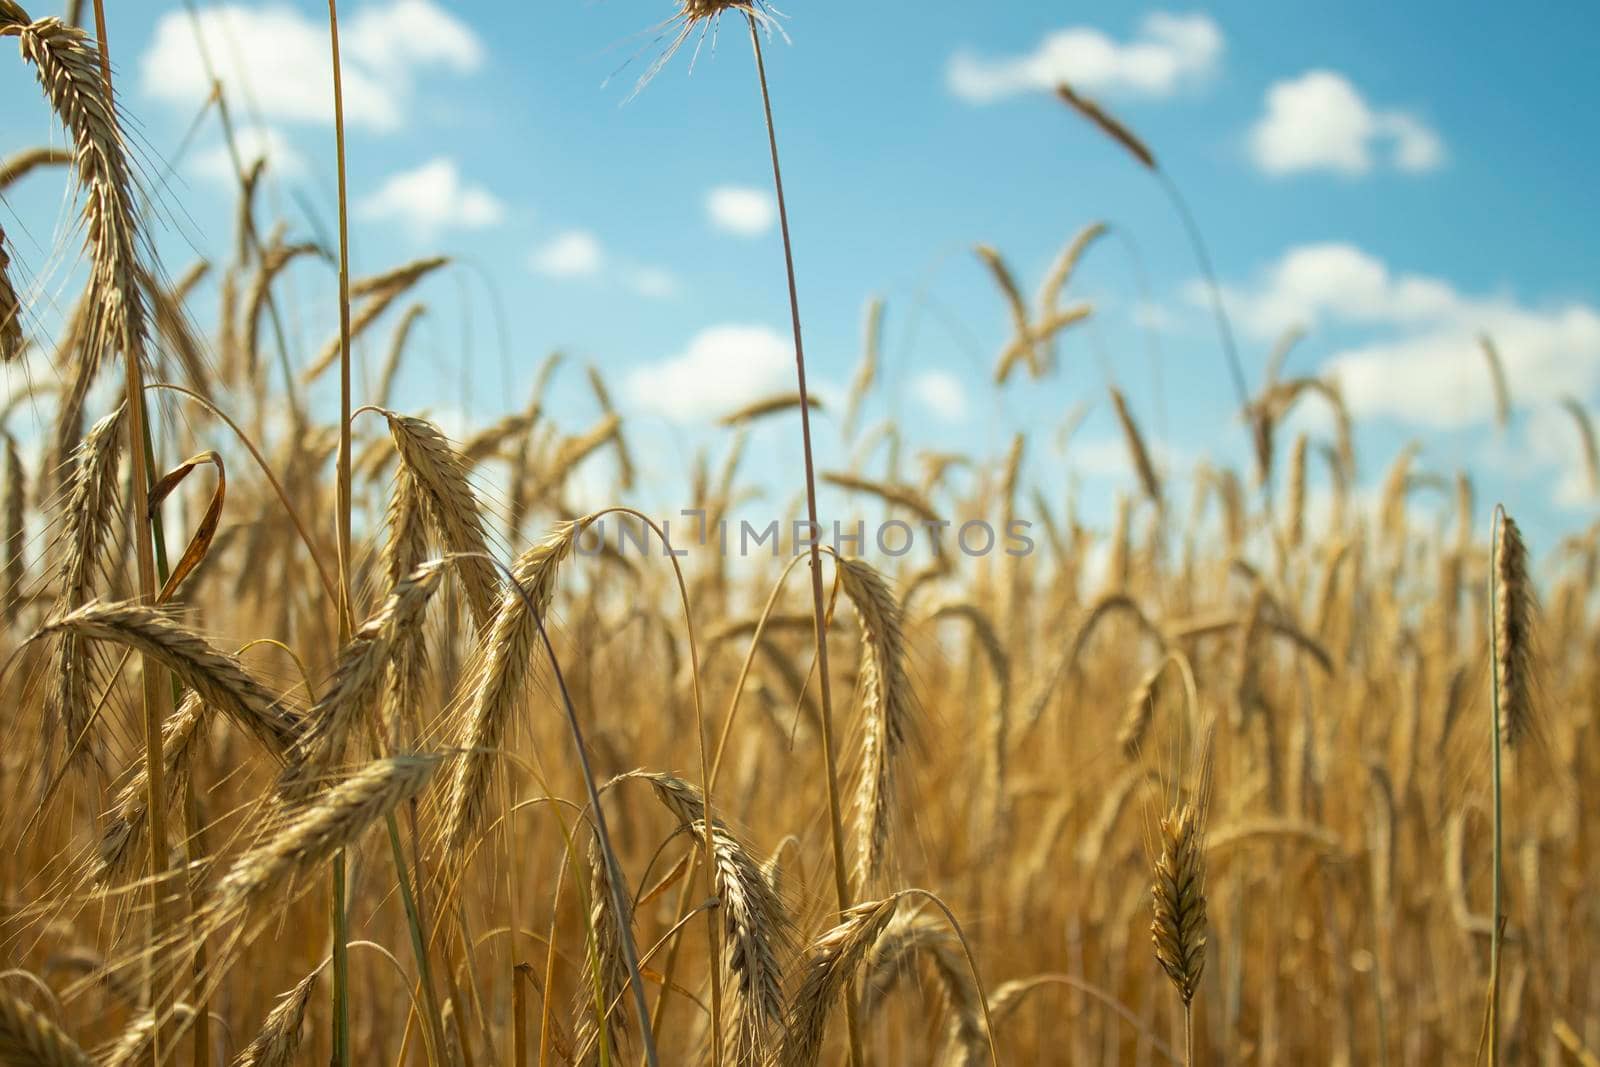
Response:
[[1151, 802, 1208, 1007]]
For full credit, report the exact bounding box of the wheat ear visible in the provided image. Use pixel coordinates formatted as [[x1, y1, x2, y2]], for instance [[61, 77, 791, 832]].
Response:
[[836, 557, 916, 890], [0, 988, 93, 1067], [441, 520, 579, 851]]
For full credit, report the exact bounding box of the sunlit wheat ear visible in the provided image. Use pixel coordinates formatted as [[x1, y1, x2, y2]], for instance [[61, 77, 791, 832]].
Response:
[[633, 0, 778, 94], [302, 258, 448, 384], [380, 470, 430, 749], [1493, 512, 1534, 747], [842, 296, 883, 442], [623, 768, 790, 1064], [206, 755, 439, 930], [99, 1003, 193, 1067], [0, 223, 21, 360], [1055, 83, 1156, 169], [1151, 802, 1208, 1006], [1038, 220, 1108, 318], [280, 559, 447, 797], [234, 969, 318, 1067], [1119, 660, 1164, 760], [719, 391, 822, 428], [380, 411, 499, 631], [779, 896, 900, 1067], [1110, 386, 1162, 503], [1560, 396, 1600, 495], [573, 836, 632, 1067], [0, 987, 93, 1067], [36, 601, 302, 758], [1480, 334, 1513, 429], [242, 235, 320, 387], [858, 913, 984, 1065], [1286, 432, 1308, 550], [97, 690, 208, 885], [442, 520, 580, 852], [836, 556, 917, 891], [7, 11, 152, 381], [44, 404, 125, 772], [0, 143, 72, 189]]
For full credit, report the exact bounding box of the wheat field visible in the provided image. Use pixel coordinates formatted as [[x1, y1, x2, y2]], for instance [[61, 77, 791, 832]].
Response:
[[1, 2, 1598, 1066]]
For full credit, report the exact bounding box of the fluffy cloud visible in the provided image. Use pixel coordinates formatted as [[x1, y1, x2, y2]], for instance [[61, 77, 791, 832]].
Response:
[[625, 325, 792, 422], [141, 0, 483, 132], [624, 266, 679, 299], [1249, 70, 1444, 177], [192, 125, 305, 186], [1206, 242, 1600, 429], [948, 12, 1222, 103], [530, 231, 604, 278], [911, 371, 968, 422], [358, 158, 504, 235], [706, 187, 775, 236]]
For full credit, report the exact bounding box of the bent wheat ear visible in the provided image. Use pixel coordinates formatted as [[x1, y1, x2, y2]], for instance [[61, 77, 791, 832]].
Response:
[[97, 690, 208, 885], [836, 557, 916, 891], [281, 559, 446, 796], [382, 411, 499, 630], [779, 896, 900, 1067], [1151, 802, 1208, 1005], [621, 770, 791, 1064], [442, 520, 579, 851], [0, 987, 93, 1067], [1056, 83, 1156, 169], [1038, 221, 1108, 318], [1480, 334, 1512, 429], [858, 913, 984, 1063], [235, 969, 318, 1067], [37, 601, 302, 758], [207, 755, 439, 928]]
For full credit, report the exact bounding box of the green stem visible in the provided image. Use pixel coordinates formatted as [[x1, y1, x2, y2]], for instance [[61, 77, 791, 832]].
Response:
[[746, 19, 863, 1067], [326, 0, 355, 1062], [388, 814, 447, 1065], [1487, 507, 1505, 1067]]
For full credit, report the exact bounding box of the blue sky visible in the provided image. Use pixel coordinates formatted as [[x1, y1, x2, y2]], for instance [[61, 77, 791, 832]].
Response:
[[3, 1, 1598, 552]]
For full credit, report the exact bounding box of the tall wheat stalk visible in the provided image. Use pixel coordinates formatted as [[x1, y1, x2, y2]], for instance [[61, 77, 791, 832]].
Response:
[[739, 9, 864, 1066], [326, 2, 356, 1063]]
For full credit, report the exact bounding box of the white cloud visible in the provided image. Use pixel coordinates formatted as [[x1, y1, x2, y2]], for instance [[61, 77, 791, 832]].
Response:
[[192, 125, 305, 187], [1249, 70, 1444, 177], [625, 325, 792, 422], [531, 231, 604, 278], [1207, 242, 1600, 429], [706, 186, 776, 236], [948, 12, 1222, 103], [357, 158, 504, 236], [141, 1, 483, 133], [911, 371, 968, 422], [625, 266, 679, 299]]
